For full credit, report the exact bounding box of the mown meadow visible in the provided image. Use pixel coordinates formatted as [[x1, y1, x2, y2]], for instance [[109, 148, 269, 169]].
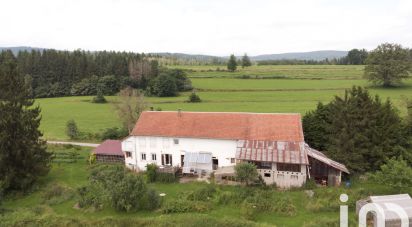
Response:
[[36, 65, 412, 140], [1, 145, 407, 227]]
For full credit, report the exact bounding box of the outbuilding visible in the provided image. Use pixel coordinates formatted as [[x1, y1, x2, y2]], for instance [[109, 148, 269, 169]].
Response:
[[93, 140, 125, 163]]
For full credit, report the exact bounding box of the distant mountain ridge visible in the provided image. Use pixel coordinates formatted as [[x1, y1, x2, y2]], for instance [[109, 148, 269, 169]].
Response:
[[251, 50, 348, 61], [0, 46, 347, 61]]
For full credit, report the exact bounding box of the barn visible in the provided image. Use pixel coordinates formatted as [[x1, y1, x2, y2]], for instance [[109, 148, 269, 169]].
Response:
[[122, 111, 349, 187], [93, 140, 125, 163]]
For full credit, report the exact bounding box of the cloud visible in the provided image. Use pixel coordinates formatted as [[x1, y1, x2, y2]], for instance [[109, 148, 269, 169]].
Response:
[[0, 0, 411, 55]]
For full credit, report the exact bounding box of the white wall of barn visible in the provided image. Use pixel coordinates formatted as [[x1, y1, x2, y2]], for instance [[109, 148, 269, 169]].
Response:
[[122, 136, 238, 171]]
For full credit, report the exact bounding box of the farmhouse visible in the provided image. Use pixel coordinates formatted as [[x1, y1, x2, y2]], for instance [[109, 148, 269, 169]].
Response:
[[121, 111, 348, 187], [93, 140, 125, 163]]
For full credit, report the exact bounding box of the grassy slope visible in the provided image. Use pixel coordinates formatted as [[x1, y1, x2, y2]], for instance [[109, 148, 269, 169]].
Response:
[[36, 65, 412, 140], [0, 146, 361, 226]]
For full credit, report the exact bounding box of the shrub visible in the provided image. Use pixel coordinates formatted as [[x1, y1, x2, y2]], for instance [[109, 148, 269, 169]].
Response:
[[42, 184, 74, 205], [79, 165, 151, 212], [77, 184, 106, 210], [91, 91, 107, 103], [235, 162, 259, 185], [66, 119, 79, 139], [144, 188, 161, 210], [146, 163, 158, 183], [109, 173, 147, 212], [187, 184, 216, 201], [100, 127, 128, 140], [188, 91, 201, 103], [368, 158, 412, 193]]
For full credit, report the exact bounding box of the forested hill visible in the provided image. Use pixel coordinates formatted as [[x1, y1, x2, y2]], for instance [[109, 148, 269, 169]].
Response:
[[1, 46, 347, 61], [0, 49, 149, 98]]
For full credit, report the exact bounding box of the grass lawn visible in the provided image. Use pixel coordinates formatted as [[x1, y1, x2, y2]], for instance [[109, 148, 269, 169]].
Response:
[[2, 145, 402, 226], [171, 64, 365, 79], [35, 65, 412, 141]]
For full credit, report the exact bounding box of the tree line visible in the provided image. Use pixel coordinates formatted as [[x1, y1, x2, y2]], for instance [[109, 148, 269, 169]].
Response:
[[2, 49, 193, 98]]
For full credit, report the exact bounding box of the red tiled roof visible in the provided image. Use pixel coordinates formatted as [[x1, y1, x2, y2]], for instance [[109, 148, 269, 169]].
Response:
[[93, 140, 123, 156], [235, 140, 308, 164], [131, 111, 304, 141]]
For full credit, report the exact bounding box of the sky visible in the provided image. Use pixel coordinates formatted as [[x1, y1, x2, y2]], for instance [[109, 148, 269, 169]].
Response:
[[1, 0, 412, 56]]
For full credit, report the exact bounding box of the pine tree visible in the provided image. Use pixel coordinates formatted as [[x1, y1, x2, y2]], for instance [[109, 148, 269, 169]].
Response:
[[227, 54, 237, 72], [0, 51, 52, 192], [303, 86, 410, 173], [241, 53, 252, 68]]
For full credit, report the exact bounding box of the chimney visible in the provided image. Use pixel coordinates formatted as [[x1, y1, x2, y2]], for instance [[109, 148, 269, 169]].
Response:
[[178, 109, 182, 117]]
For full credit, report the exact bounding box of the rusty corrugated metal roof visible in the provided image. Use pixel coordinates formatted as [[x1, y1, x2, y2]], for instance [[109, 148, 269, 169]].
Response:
[[305, 144, 349, 173], [235, 140, 309, 165]]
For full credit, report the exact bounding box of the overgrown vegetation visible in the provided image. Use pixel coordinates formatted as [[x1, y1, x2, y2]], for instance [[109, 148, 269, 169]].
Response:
[[78, 165, 160, 212]]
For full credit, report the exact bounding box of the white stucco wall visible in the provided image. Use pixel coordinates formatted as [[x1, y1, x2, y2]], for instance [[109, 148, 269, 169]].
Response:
[[122, 136, 238, 171]]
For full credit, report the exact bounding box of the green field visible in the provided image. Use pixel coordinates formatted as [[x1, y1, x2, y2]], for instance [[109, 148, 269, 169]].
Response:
[[36, 65, 412, 140], [1, 145, 400, 226]]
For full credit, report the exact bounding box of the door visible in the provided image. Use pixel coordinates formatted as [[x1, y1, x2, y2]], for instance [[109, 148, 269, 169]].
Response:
[[162, 154, 173, 166], [212, 157, 218, 170], [181, 155, 185, 167]]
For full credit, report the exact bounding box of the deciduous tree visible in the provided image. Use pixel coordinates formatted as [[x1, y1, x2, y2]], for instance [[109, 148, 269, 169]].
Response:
[[364, 43, 411, 87], [114, 87, 148, 132]]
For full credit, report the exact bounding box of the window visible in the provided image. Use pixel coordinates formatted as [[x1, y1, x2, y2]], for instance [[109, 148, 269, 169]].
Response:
[[173, 138, 179, 145], [277, 163, 301, 172], [161, 154, 173, 166], [264, 173, 271, 178], [230, 158, 236, 164], [125, 151, 132, 158], [257, 162, 272, 169], [141, 153, 146, 161], [151, 153, 157, 161]]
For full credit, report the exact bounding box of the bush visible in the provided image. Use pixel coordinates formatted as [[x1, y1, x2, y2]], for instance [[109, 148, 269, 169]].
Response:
[[368, 158, 412, 193], [42, 184, 74, 205], [77, 184, 106, 210], [109, 173, 147, 212], [100, 127, 128, 140], [235, 162, 259, 185], [187, 184, 216, 201], [66, 119, 79, 140], [146, 163, 157, 183], [144, 188, 161, 210], [79, 165, 154, 212], [91, 91, 107, 103], [188, 91, 201, 103]]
